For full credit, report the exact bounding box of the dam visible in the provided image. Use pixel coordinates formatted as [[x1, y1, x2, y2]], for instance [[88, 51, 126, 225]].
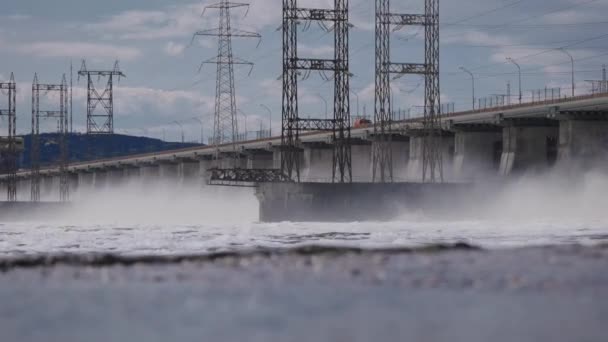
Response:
[[1, 93, 607, 222]]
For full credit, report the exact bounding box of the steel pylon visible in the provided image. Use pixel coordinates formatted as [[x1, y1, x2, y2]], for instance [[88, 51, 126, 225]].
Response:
[[281, 0, 352, 183], [373, 0, 443, 183]]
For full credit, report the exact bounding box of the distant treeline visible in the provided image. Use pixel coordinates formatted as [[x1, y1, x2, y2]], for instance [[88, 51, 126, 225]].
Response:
[[17, 133, 201, 169]]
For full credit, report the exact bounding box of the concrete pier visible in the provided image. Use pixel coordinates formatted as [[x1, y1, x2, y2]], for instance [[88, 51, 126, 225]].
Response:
[[178, 161, 201, 185], [78, 172, 95, 191], [140, 164, 160, 184], [159, 162, 179, 180], [245, 151, 274, 170], [452, 125, 502, 181], [557, 114, 608, 169], [302, 144, 334, 182], [407, 134, 454, 181], [256, 182, 472, 222], [351, 143, 373, 182], [93, 170, 108, 190], [499, 120, 558, 175]]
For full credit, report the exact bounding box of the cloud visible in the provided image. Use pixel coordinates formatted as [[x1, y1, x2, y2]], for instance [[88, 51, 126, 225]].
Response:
[[6, 14, 32, 21], [18, 41, 141, 61], [85, 5, 205, 41], [298, 44, 335, 57], [165, 41, 186, 56]]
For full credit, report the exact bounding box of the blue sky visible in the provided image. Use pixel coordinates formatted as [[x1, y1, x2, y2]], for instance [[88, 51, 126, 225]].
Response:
[[1, 0, 607, 142]]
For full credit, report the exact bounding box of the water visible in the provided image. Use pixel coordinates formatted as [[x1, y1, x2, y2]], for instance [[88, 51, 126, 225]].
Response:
[[2, 173, 608, 342], [0, 219, 607, 258], [4, 169, 608, 257]]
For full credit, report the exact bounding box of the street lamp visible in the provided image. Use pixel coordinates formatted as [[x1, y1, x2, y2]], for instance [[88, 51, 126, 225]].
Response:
[[191, 117, 204, 144], [558, 48, 575, 97], [172, 121, 184, 143], [506, 57, 522, 104], [317, 93, 328, 119], [350, 90, 360, 117], [238, 109, 248, 140], [459, 66, 475, 110], [259, 104, 272, 136]]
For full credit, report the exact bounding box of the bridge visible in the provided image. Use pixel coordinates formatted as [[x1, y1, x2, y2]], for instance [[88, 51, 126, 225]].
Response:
[[2, 91, 607, 199]]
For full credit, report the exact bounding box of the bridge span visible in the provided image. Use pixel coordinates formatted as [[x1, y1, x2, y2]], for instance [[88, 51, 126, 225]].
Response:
[[3, 92, 608, 200]]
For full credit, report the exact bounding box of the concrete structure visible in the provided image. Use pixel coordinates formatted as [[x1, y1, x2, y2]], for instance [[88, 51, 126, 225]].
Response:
[[498, 120, 558, 175], [2, 93, 608, 209], [452, 125, 502, 181]]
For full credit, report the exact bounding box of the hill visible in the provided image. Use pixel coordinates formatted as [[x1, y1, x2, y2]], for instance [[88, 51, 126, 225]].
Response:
[[19, 133, 201, 169]]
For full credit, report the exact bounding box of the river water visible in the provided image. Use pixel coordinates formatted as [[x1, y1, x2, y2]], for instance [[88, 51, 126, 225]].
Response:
[[1, 172, 608, 342]]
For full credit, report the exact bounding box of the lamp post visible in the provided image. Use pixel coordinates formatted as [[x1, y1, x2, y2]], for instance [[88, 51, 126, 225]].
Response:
[[317, 93, 328, 119], [459, 66, 475, 110], [238, 109, 248, 141], [191, 117, 204, 144], [350, 90, 360, 117], [172, 121, 185, 143], [558, 48, 575, 97], [506, 57, 522, 104], [259, 104, 272, 136]]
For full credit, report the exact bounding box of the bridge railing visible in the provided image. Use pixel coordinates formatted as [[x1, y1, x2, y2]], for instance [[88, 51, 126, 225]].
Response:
[[444, 88, 608, 119]]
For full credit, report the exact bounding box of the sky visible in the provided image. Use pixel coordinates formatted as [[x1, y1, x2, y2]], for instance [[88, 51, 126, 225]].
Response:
[[0, 0, 607, 142]]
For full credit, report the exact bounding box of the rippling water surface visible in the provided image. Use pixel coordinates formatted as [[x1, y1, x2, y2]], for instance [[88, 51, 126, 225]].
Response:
[[3, 171, 608, 257], [1, 219, 607, 257]]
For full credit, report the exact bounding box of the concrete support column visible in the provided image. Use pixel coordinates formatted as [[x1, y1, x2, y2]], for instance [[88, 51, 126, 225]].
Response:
[[16, 178, 30, 200], [499, 122, 558, 175], [453, 127, 502, 181], [41, 176, 55, 200], [179, 161, 201, 185], [68, 173, 79, 195], [78, 172, 95, 191], [200, 159, 214, 185], [123, 167, 140, 185], [94, 171, 108, 190], [107, 168, 125, 187], [140, 164, 160, 184], [272, 149, 283, 170], [302, 144, 334, 182], [406, 135, 454, 181], [351, 144, 372, 182], [557, 117, 608, 170], [246, 152, 274, 169], [159, 163, 179, 183], [390, 140, 410, 181]]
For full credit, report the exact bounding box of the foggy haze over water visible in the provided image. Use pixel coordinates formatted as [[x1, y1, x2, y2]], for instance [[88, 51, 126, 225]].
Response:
[[2, 169, 608, 257]]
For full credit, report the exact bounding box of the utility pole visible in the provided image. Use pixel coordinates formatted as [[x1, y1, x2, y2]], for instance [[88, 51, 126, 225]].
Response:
[[259, 104, 272, 136], [31, 74, 69, 202], [281, 0, 352, 183], [350, 90, 360, 117], [317, 93, 328, 120], [78, 60, 125, 134], [602, 64, 608, 92], [193, 0, 260, 160], [374, 0, 441, 183], [459, 66, 475, 110], [0, 73, 17, 201], [558, 48, 575, 97], [172, 121, 185, 143], [191, 117, 204, 144], [70, 61, 74, 133], [507, 57, 522, 104]]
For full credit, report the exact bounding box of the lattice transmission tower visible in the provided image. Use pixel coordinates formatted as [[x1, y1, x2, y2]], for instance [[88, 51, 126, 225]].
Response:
[[373, 0, 442, 183], [0, 73, 17, 201], [78, 60, 125, 135], [193, 0, 261, 159], [31, 74, 70, 202], [282, 0, 352, 183]]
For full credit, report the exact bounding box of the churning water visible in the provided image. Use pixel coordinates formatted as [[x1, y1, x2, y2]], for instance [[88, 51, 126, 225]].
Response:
[[2, 170, 608, 257]]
